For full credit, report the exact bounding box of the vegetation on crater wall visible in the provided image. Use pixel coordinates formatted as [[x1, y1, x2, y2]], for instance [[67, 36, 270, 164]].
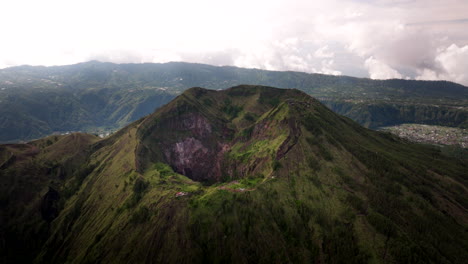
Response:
[[0, 86, 466, 264]]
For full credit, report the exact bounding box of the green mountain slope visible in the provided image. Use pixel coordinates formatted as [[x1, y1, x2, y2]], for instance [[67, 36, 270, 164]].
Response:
[[1, 85, 467, 263], [1, 61, 467, 142]]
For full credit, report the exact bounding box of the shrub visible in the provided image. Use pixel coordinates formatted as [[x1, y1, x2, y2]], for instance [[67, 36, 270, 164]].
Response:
[[317, 145, 333, 161], [133, 177, 149, 194], [272, 160, 282, 171], [307, 156, 320, 171], [130, 206, 150, 224], [243, 112, 256, 122]]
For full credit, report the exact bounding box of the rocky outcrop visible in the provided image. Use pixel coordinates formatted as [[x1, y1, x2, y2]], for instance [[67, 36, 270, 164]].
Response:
[[166, 137, 209, 181], [181, 113, 212, 137], [137, 104, 232, 182], [276, 118, 301, 160]]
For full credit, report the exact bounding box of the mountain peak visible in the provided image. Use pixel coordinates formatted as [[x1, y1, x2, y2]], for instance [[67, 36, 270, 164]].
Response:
[[1, 85, 467, 263], [134, 85, 321, 183]]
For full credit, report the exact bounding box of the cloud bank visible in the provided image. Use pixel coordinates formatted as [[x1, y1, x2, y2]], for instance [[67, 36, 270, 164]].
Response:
[[0, 0, 467, 85], [365, 57, 402, 80]]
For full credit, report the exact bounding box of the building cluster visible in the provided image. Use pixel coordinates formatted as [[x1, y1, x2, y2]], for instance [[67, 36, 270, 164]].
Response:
[[384, 124, 467, 148]]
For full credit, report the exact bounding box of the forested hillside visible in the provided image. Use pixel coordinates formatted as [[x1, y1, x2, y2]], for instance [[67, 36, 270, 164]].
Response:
[[1, 61, 467, 142]]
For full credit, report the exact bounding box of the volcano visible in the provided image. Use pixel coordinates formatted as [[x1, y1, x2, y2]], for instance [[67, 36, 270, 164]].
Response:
[[1, 85, 467, 263]]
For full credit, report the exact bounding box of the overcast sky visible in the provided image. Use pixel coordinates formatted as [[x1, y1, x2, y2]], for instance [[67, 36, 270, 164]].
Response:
[[1, 0, 467, 85]]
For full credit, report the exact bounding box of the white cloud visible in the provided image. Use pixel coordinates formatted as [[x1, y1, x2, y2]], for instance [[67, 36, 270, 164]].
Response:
[[282, 55, 309, 72], [0, 0, 467, 85], [313, 60, 342, 76], [416, 69, 440, 81], [435, 44, 468, 84], [314, 46, 334, 58], [365, 56, 403, 79], [416, 44, 468, 84]]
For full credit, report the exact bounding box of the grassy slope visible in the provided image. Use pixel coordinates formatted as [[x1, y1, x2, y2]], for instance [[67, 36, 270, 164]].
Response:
[[0, 133, 100, 263], [0, 86, 467, 263]]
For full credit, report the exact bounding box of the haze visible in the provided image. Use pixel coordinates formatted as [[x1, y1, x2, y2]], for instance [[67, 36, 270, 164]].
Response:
[[1, 0, 467, 85]]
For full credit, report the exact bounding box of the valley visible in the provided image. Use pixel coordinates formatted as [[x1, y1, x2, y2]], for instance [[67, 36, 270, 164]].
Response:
[[1, 61, 467, 142]]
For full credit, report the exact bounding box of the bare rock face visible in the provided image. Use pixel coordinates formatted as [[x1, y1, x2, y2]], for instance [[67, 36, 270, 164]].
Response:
[[163, 113, 224, 182], [165, 138, 232, 182], [166, 137, 210, 180], [181, 113, 212, 137], [138, 106, 231, 182], [166, 110, 234, 182], [173, 138, 208, 164], [136, 86, 310, 183]]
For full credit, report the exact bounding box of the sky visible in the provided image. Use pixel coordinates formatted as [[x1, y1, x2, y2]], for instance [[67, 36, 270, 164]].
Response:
[[1, 0, 467, 85]]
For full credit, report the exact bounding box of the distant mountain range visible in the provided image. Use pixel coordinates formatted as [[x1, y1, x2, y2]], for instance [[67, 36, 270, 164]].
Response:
[[1, 61, 467, 142], [1, 86, 467, 263]]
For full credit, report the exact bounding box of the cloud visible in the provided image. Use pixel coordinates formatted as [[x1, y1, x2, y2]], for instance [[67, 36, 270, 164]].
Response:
[[313, 60, 342, 76], [416, 44, 468, 84], [416, 69, 440, 81], [365, 56, 403, 79], [407, 18, 468, 26], [0, 0, 467, 85], [314, 46, 335, 58]]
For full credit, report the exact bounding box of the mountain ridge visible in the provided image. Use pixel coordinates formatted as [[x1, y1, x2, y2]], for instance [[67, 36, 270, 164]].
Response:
[[1, 61, 467, 142], [1, 85, 467, 263]]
